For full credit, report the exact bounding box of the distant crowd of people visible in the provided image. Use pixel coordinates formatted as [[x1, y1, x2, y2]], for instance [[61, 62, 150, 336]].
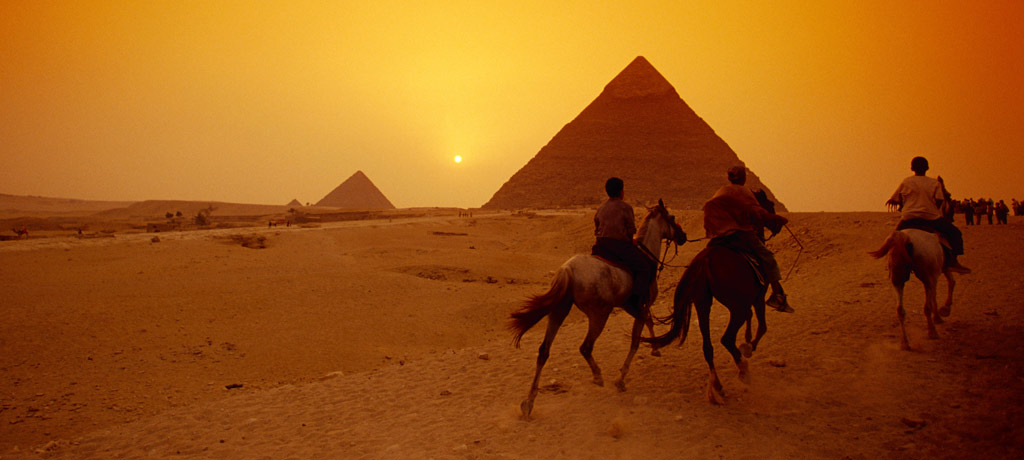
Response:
[[951, 198, 1021, 226]]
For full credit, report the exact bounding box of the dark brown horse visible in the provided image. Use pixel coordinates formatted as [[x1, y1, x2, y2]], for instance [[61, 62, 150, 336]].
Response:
[[643, 238, 769, 404], [643, 191, 783, 405]]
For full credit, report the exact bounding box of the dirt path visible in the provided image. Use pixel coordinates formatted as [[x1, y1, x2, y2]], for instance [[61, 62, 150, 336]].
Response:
[[1, 212, 1021, 459]]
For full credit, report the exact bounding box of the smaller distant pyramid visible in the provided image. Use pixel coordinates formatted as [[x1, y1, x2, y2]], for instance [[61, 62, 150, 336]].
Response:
[[286, 199, 303, 208], [315, 171, 396, 209]]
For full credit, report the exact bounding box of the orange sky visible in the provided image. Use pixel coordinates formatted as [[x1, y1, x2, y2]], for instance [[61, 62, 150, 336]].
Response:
[[1, 1, 1021, 211]]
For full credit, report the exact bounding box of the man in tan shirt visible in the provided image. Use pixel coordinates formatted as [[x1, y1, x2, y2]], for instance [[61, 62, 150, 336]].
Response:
[[886, 156, 969, 273], [592, 177, 656, 318]]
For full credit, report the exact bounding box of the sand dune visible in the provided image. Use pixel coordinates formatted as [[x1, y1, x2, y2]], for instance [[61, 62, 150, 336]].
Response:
[[1, 210, 1022, 459]]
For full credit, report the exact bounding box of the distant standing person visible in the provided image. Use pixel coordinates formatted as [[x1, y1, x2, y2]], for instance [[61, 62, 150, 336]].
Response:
[[996, 200, 1009, 224], [974, 199, 986, 225], [963, 198, 975, 226], [886, 156, 970, 273]]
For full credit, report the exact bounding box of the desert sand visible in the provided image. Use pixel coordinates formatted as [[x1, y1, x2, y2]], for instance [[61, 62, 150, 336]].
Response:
[[1, 209, 1022, 459]]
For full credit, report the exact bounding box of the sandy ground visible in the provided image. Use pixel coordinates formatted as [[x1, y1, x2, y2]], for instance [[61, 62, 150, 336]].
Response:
[[1, 210, 1022, 459]]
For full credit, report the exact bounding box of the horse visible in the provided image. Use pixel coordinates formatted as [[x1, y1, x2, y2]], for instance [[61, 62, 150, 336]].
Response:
[[509, 199, 686, 419], [642, 232, 771, 405], [870, 176, 961, 350], [868, 229, 955, 349]]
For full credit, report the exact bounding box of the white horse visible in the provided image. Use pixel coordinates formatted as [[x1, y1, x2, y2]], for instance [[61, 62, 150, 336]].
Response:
[[869, 229, 956, 350], [509, 199, 686, 419]]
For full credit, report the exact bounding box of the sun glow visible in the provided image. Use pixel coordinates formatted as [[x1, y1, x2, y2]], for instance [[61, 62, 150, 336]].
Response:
[[454, 155, 462, 164]]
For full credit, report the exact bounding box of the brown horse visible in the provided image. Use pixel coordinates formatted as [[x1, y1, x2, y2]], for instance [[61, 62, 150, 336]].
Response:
[[643, 236, 769, 404], [509, 200, 686, 419]]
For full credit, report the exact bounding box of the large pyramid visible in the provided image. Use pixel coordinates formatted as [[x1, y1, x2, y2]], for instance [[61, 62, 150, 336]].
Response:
[[482, 56, 785, 211], [315, 171, 396, 209]]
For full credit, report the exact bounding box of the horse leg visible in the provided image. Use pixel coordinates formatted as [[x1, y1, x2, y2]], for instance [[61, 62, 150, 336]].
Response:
[[894, 281, 910, 351], [696, 300, 724, 405], [520, 302, 572, 419], [644, 313, 661, 357], [749, 298, 768, 353], [740, 319, 753, 358], [579, 310, 609, 387], [938, 271, 955, 318], [615, 314, 645, 392], [924, 279, 939, 339], [721, 308, 751, 384]]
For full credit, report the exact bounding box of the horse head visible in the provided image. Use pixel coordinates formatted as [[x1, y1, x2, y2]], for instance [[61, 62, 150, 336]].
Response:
[[753, 189, 775, 214], [643, 199, 687, 247]]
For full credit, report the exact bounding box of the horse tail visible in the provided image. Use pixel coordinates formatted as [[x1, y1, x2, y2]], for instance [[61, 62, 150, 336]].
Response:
[[869, 230, 908, 259], [644, 250, 706, 348], [869, 230, 913, 283], [508, 266, 573, 348]]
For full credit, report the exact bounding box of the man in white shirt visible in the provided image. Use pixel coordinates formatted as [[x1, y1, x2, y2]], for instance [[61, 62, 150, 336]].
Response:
[[886, 156, 970, 273]]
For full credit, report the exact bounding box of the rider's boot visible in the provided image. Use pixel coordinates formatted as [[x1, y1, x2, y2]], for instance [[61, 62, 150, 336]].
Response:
[[944, 255, 972, 274], [624, 293, 647, 319], [766, 283, 795, 313]]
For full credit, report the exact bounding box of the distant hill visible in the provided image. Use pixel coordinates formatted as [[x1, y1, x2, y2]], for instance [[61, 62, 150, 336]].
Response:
[[90, 200, 288, 219], [0, 193, 134, 218], [316, 171, 396, 209], [483, 56, 786, 211]]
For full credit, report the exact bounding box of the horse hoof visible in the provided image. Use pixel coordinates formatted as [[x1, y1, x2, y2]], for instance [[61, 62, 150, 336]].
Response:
[[615, 380, 627, 392], [650, 348, 662, 357], [707, 388, 724, 405], [520, 400, 534, 420], [934, 316, 944, 325], [928, 332, 939, 340], [900, 342, 912, 351], [737, 361, 751, 384], [593, 377, 604, 387], [938, 307, 951, 318], [739, 343, 753, 358]]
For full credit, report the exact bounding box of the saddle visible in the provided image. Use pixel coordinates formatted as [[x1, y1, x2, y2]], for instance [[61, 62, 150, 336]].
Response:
[[707, 233, 767, 286], [590, 254, 631, 273], [896, 219, 952, 252]]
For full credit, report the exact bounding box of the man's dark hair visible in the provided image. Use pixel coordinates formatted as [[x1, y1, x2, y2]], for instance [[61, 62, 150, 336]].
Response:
[[605, 177, 624, 198], [911, 156, 929, 173]]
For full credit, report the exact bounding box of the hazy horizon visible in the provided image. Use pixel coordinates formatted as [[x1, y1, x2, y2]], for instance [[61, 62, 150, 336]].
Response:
[[2, 1, 1021, 211]]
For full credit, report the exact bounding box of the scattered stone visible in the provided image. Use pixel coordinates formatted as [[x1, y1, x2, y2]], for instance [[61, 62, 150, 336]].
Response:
[[440, 389, 452, 396], [150, 236, 160, 243], [607, 420, 626, 439], [477, 352, 490, 360], [318, 371, 345, 381], [769, 360, 787, 367], [224, 383, 244, 390], [900, 417, 926, 429]]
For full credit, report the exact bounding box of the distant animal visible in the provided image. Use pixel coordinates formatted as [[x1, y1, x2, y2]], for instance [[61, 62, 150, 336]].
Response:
[[869, 229, 956, 350], [509, 199, 686, 419], [12, 227, 28, 239]]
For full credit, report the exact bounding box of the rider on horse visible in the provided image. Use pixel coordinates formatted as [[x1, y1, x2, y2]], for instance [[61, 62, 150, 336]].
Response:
[[591, 177, 657, 318], [886, 156, 971, 274], [703, 166, 794, 313]]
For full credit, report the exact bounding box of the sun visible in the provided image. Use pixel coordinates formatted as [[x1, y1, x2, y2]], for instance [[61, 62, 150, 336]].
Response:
[[453, 155, 462, 164]]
